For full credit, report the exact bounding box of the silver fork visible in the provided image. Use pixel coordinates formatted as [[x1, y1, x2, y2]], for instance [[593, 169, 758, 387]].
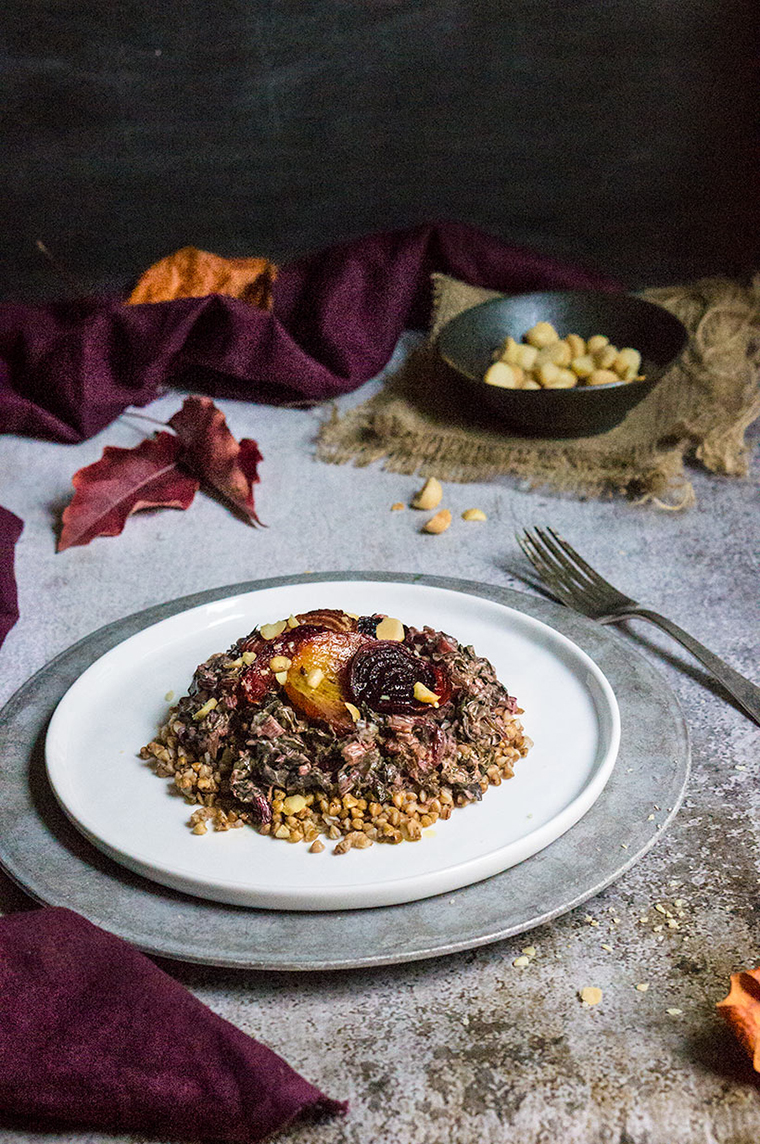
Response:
[[518, 526, 760, 726]]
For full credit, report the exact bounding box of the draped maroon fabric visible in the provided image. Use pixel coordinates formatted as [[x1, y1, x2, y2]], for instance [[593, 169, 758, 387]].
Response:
[[0, 907, 346, 1141], [0, 221, 617, 444], [0, 221, 617, 647], [0, 508, 22, 650]]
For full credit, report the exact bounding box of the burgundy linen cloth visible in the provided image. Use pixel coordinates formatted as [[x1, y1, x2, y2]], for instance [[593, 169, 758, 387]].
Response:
[[0, 221, 616, 444], [0, 907, 346, 1141], [0, 508, 22, 649]]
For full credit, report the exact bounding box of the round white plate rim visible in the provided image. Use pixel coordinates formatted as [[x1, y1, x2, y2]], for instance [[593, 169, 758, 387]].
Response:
[[45, 579, 621, 910]]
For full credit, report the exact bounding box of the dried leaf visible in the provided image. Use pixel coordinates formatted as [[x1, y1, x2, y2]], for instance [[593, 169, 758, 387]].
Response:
[[717, 969, 760, 1070], [58, 432, 199, 551], [127, 246, 277, 308], [169, 396, 263, 525]]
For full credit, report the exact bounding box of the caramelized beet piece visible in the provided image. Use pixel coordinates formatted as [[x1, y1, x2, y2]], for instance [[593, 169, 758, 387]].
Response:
[[348, 641, 451, 715], [284, 630, 369, 732]]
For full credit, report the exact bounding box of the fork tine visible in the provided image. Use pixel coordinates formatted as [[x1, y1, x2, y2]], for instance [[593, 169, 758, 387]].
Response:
[[534, 527, 599, 594], [527, 528, 597, 601], [545, 527, 612, 591], [518, 531, 593, 610]]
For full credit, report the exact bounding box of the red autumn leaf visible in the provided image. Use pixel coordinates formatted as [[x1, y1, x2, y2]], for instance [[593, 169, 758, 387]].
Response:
[[58, 431, 199, 552], [168, 396, 263, 525]]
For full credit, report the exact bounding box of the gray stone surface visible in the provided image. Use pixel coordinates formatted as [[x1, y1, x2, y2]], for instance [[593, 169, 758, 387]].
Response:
[[1, 336, 759, 1142]]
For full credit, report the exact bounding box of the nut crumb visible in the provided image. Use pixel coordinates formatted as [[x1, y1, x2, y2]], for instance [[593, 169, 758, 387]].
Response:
[[580, 986, 603, 1006], [391, 502, 405, 511], [513, 955, 531, 968], [309, 839, 325, 853], [462, 508, 487, 522], [521, 946, 536, 957], [666, 1007, 683, 1016], [636, 983, 649, 992]]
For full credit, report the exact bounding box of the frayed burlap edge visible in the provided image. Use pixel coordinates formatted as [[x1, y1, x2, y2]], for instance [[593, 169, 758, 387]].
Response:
[[317, 275, 760, 504]]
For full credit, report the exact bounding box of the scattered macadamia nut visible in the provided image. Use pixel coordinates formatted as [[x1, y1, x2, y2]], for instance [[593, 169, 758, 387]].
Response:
[[462, 508, 487, 521], [580, 986, 603, 1006], [411, 476, 443, 510], [486, 327, 645, 390], [422, 509, 452, 534]]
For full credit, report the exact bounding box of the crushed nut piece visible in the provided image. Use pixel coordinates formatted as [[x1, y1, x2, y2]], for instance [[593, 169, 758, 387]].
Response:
[[580, 986, 603, 1006], [282, 794, 307, 815], [513, 956, 531, 968], [636, 983, 649, 992], [521, 946, 536, 958], [462, 508, 487, 522], [667, 1007, 683, 1016], [309, 838, 325, 853], [391, 502, 405, 511], [375, 616, 405, 641], [260, 619, 287, 640], [193, 698, 218, 721], [345, 702, 361, 722], [413, 681, 440, 706]]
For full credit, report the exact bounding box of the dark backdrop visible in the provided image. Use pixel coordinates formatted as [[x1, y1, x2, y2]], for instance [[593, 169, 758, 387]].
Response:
[[2, 0, 758, 301]]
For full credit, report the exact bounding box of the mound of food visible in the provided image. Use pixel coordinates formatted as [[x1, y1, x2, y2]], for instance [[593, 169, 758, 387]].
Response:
[[140, 608, 531, 853]]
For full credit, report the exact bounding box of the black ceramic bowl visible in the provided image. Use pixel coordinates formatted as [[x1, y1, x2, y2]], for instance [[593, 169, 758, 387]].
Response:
[[437, 291, 689, 437]]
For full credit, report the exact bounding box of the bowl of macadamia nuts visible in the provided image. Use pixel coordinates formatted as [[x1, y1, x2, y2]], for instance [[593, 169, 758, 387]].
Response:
[[437, 292, 688, 437]]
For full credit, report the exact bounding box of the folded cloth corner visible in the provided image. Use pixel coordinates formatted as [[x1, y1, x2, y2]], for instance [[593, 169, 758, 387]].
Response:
[[0, 906, 347, 1142], [0, 506, 23, 651]]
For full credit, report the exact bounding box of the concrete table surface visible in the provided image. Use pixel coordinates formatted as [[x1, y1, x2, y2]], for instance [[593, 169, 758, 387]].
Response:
[[1, 334, 759, 1144]]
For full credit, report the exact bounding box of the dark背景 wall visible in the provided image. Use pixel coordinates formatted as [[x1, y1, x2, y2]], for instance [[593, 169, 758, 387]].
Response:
[[2, 0, 758, 301]]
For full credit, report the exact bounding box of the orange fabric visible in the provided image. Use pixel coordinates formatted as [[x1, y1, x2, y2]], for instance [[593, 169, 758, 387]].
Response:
[[128, 246, 277, 309]]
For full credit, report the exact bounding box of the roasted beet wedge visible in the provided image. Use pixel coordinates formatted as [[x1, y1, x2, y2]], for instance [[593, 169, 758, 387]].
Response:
[[284, 630, 370, 733], [348, 641, 452, 715]]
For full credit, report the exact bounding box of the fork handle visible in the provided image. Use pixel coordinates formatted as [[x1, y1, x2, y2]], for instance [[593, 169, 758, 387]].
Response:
[[600, 608, 760, 725]]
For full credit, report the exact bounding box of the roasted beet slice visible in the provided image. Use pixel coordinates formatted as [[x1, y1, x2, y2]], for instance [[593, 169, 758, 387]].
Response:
[[348, 641, 451, 715], [284, 630, 370, 733]]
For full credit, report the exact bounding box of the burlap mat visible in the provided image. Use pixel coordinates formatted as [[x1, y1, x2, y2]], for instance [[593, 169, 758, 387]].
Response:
[[317, 274, 760, 505]]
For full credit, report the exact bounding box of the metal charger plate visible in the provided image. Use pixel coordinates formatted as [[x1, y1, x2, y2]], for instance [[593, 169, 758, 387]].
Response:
[[0, 573, 690, 971]]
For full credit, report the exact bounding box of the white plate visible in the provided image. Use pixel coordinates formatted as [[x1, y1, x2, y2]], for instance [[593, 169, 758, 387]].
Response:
[[45, 580, 620, 911]]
